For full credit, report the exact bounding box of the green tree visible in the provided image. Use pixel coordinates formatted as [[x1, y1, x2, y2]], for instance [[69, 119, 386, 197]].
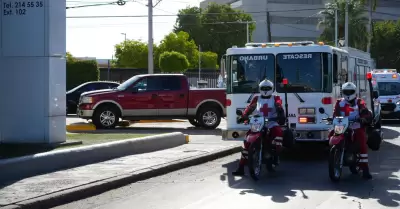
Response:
[[114, 40, 159, 69], [318, 0, 368, 50], [66, 52, 76, 62], [114, 40, 155, 68], [194, 51, 219, 69], [159, 51, 190, 73], [157, 31, 198, 68], [67, 60, 99, 90], [174, 3, 255, 59], [371, 20, 400, 69]]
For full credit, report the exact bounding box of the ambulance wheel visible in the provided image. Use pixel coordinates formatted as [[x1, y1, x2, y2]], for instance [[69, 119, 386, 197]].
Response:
[[349, 165, 360, 174], [375, 116, 382, 129]]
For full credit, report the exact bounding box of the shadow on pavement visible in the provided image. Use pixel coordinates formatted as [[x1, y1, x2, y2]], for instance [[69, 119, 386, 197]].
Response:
[[381, 127, 400, 140], [219, 141, 400, 207], [68, 126, 223, 136]]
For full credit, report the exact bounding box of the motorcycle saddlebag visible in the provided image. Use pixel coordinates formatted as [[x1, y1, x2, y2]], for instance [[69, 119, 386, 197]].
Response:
[[282, 128, 295, 148], [367, 128, 383, 151]]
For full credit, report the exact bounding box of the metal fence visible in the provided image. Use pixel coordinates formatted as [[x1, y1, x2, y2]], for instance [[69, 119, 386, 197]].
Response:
[[99, 68, 221, 88]]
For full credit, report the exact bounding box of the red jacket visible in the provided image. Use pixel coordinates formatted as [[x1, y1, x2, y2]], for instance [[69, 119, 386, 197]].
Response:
[[333, 98, 372, 125]]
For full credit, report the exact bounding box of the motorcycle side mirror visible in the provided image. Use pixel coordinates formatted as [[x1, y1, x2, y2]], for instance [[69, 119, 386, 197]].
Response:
[[319, 107, 325, 114], [236, 110, 243, 116], [282, 78, 288, 86]]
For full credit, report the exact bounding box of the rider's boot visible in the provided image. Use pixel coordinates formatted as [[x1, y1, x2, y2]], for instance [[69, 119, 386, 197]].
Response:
[[362, 166, 372, 179], [273, 154, 280, 166], [232, 165, 245, 176]]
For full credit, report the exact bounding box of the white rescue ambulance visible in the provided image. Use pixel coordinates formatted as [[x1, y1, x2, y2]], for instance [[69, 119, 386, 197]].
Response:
[[220, 41, 380, 142], [372, 69, 400, 119]]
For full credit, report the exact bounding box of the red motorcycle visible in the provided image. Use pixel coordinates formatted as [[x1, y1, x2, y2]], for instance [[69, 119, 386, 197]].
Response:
[[323, 116, 363, 182], [236, 110, 280, 181]]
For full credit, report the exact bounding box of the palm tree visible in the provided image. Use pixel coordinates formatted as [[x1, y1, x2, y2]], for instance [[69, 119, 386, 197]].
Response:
[[360, 0, 378, 53], [317, 0, 369, 51]]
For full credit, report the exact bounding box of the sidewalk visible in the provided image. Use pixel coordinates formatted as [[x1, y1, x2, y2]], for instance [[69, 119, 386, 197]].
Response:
[[0, 135, 241, 208]]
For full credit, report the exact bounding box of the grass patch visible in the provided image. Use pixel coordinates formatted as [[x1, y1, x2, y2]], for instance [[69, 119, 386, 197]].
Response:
[[0, 133, 151, 159]]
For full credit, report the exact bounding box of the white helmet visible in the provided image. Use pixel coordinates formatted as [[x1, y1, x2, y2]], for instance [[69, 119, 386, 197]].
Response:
[[259, 79, 274, 97], [342, 82, 357, 101]]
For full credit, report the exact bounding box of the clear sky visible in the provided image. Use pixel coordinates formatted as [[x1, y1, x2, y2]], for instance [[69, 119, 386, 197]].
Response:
[[67, 0, 201, 59]]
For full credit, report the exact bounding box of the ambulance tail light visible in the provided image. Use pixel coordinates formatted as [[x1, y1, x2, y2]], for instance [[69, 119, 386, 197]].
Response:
[[321, 97, 332, 105], [298, 117, 315, 124], [226, 99, 231, 106], [366, 72, 372, 80]]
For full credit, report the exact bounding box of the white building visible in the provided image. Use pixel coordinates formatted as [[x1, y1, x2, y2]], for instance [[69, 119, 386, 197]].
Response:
[[200, 0, 400, 43]]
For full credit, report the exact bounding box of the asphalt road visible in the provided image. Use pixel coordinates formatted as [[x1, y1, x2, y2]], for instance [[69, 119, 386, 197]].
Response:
[[53, 120, 400, 209]]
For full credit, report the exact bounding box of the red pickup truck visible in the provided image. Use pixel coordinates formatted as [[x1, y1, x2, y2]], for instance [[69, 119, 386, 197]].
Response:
[[77, 74, 226, 129]]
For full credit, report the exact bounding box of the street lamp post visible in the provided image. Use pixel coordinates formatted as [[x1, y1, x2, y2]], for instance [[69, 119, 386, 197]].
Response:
[[121, 33, 127, 44]]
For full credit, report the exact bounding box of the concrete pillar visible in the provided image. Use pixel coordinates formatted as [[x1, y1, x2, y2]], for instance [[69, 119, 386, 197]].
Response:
[[0, 0, 66, 144]]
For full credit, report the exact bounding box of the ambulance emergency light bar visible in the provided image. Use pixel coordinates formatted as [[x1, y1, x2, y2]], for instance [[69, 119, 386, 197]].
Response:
[[245, 41, 315, 48], [372, 69, 397, 73]]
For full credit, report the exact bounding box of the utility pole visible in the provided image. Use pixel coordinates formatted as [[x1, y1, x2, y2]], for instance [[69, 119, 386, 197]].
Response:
[[198, 45, 201, 80], [148, 0, 154, 74], [246, 21, 249, 43], [265, 0, 271, 42], [345, 0, 349, 47], [267, 12, 272, 42], [335, 8, 338, 47], [367, 0, 372, 53]]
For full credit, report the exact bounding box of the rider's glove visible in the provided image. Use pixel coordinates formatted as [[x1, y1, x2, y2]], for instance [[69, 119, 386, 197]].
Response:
[[360, 117, 369, 124]]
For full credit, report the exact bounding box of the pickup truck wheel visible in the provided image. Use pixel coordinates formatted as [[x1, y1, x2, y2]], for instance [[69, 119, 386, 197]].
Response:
[[188, 118, 201, 127], [93, 106, 119, 129], [197, 107, 221, 129]]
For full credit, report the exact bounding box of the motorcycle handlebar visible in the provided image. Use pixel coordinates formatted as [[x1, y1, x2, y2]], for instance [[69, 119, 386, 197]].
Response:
[[237, 116, 279, 124], [321, 117, 362, 123]]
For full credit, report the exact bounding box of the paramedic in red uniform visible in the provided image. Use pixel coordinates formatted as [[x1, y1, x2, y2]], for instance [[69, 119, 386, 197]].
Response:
[[329, 82, 373, 179], [232, 79, 286, 176]]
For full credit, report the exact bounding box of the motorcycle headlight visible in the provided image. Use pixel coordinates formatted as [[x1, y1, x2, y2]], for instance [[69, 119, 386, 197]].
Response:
[[80, 96, 93, 104], [250, 123, 263, 132], [334, 125, 345, 134]]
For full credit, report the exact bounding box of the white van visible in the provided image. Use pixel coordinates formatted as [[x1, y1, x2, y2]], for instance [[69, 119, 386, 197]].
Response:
[[373, 69, 400, 118]]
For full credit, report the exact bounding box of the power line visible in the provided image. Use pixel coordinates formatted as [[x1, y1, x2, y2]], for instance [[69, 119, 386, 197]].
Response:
[[66, 7, 400, 18], [66, 0, 126, 9], [66, 8, 326, 18]]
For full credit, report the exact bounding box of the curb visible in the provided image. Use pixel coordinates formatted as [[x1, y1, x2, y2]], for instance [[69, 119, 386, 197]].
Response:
[[66, 123, 96, 131], [66, 119, 186, 131], [1, 145, 242, 209], [0, 132, 186, 183]]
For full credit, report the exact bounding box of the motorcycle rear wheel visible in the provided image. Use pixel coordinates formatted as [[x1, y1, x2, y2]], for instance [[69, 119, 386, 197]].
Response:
[[248, 142, 263, 181], [329, 146, 343, 182]]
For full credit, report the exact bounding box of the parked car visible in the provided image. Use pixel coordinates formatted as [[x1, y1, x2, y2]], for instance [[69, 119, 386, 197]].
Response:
[[67, 81, 120, 114], [77, 74, 226, 129]]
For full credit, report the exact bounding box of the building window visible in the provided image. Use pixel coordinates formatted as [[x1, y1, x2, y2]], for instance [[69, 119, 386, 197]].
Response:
[[269, 16, 319, 25], [269, 0, 323, 4], [230, 0, 242, 8]]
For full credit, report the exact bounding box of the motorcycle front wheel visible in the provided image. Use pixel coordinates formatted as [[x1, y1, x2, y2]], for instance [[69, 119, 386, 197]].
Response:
[[248, 141, 263, 181], [329, 146, 343, 182]]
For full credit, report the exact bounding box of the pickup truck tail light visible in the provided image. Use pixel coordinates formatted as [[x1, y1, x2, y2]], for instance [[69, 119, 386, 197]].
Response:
[[226, 99, 232, 106]]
